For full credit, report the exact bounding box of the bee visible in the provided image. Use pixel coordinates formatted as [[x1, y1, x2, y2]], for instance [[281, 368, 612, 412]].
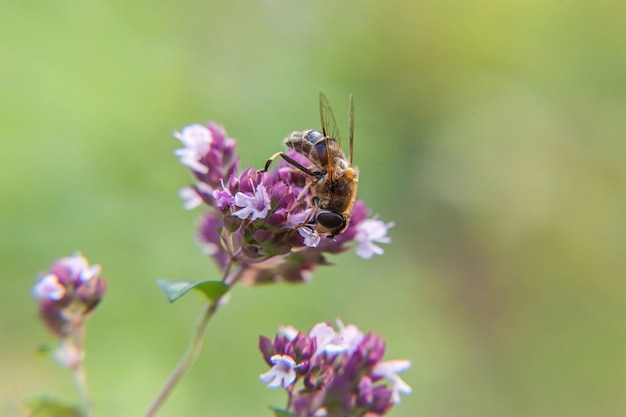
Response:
[[263, 92, 358, 238]]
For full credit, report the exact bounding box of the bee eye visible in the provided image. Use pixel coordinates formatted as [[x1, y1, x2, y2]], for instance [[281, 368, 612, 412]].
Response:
[[316, 211, 345, 231]]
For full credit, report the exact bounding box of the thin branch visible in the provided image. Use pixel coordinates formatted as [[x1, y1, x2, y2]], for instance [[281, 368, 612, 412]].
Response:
[[141, 301, 217, 417], [70, 321, 95, 417], [141, 264, 244, 417]]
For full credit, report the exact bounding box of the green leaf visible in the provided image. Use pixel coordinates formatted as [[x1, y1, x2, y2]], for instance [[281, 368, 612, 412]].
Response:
[[269, 407, 295, 417], [23, 394, 85, 417], [156, 279, 229, 303], [36, 343, 54, 355]]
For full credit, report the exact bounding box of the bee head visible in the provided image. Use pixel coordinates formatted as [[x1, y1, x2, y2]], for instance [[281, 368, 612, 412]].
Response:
[[316, 211, 347, 238]]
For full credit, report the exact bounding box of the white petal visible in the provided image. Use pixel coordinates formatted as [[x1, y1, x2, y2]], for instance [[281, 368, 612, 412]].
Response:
[[259, 355, 297, 389], [298, 227, 321, 247], [259, 369, 283, 388], [79, 264, 101, 281], [173, 125, 213, 174], [286, 210, 310, 229], [373, 359, 412, 403], [233, 191, 253, 207], [355, 241, 384, 259], [278, 325, 300, 341], [32, 274, 65, 300], [374, 359, 412, 376], [174, 124, 212, 148], [232, 186, 270, 221], [309, 323, 336, 348], [61, 254, 89, 278], [198, 241, 219, 256], [337, 324, 364, 353], [179, 187, 203, 210], [196, 182, 213, 194], [232, 205, 254, 220]]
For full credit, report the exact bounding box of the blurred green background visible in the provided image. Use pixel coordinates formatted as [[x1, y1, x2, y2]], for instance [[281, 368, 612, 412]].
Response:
[[1, 0, 625, 416]]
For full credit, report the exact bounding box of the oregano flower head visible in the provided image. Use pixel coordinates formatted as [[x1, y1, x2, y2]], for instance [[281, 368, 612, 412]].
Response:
[[259, 320, 412, 417], [174, 122, 394, 285]]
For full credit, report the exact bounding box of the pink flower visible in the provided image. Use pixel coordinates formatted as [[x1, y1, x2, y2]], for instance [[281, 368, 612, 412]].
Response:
[[33, 253, 107, 338], [32, 274, 65, 301], [373, 360, 412, 404], [354, 218, 394, 259], [298, 226, 321, 248], [261, 320, 411, 416], [173, 124, 213, 174], [259, 354, 298, 388], [232, 183, 271, 220]]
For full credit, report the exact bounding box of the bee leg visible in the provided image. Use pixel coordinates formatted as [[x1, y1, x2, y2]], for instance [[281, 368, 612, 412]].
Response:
[[262, 152, 283, 172], [297, 206, 318, 230], [296, 196, 322, 229], [262, 152, 324, 179], [295, 182, 312, 202]]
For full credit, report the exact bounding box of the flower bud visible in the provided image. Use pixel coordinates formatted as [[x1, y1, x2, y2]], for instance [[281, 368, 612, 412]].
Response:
[[33, 253, 107, 338]]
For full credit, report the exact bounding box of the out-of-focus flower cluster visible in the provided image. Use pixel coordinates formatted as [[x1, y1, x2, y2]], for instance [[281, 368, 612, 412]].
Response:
[[32, 253, 107, 338], [259, 321, 411, 417], [174, 123, 394, 285], [32, 253, 107, 367]]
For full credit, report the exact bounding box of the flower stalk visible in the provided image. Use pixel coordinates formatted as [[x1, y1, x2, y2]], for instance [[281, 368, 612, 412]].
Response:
[[31, 253, 107, 417], [141, 300, 216, 417], [143, 263, 244, 417], [69, 325, 93, 415]]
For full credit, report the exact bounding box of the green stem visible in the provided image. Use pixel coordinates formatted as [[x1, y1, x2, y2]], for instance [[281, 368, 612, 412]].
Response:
[[72, 360, 92, 416], [142, 265, 243, 417], [70, 321, 95, 417], [142, 300, 217, 417]]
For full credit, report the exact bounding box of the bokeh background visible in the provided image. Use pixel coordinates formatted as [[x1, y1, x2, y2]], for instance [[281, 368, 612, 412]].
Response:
[[1, 0, 625, 416]]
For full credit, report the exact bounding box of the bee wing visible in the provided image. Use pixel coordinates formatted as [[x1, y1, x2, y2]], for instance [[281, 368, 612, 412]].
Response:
[[319, 92, 339, 184], [319, 91, 340, 140], [348, 94, 354, 164]]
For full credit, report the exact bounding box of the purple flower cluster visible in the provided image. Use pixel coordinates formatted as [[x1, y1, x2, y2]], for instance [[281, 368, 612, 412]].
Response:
[[32, 253, 107, 339], [174, 123, 394, 284], [259, 321, 411, 417], [32, 253, 107, 368]]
